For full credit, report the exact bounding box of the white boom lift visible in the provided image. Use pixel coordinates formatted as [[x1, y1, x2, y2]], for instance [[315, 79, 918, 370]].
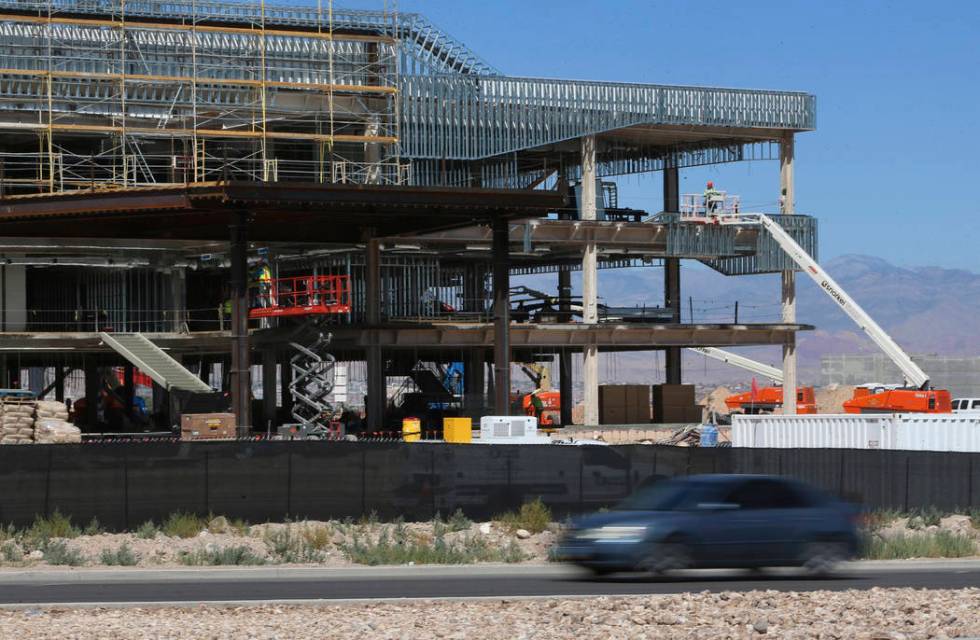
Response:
[[686, 347, 783, 384], [732, 214, 930, 390]]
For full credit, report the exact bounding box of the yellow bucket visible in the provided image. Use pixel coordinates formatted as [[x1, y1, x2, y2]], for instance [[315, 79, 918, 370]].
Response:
[[402, 417, 422, 442], [443, 417, 472, 443]]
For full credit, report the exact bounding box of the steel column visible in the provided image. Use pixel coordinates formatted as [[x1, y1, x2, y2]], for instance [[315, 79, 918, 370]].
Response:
[[663, 166, 682, 384], [492, 216, 511, 415], [558, 267, 573, 426], [84, 359, 99, 429], [229, 211, 252, 434], [365, 238, 385, 429], [780, 132, 797, 415], [464, 348, 486, 415], [581, 135, 599, 426], [279, 351, 294, 419], [262, 349, 278, 431], [123, 363, 134, 418], [54, 365, 65, 402]]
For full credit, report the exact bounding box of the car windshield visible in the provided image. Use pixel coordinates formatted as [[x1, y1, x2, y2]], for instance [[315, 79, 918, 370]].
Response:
[[616, 479, 721, 511]]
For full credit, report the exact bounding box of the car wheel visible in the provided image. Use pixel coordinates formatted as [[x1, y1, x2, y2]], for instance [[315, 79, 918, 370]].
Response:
[[639, 541, 692, 575], [801, 541, 848, 576]]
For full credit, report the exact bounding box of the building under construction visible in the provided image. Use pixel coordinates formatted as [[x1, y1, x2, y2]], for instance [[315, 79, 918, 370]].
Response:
[[0, 0, 818, 436]]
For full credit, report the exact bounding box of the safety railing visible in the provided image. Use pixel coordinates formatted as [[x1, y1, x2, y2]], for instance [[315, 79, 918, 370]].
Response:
[[250, 275, 352, 319]]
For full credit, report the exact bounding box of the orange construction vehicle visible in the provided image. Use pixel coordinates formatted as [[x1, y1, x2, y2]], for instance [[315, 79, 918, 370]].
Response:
[[687, 347, 816, 415], [515, 362, 561, 429], [843, 385, 951, 414], [708, 213, 953, 414], [725, 386, 817, 414]]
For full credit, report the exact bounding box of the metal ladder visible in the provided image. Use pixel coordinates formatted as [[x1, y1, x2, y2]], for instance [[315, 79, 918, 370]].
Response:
[[287, 329, 340, 438]]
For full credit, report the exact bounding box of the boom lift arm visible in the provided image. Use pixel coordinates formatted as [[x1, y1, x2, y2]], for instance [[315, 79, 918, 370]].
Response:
[[687, 347, 783, 384], [742, 214, 930, 390]]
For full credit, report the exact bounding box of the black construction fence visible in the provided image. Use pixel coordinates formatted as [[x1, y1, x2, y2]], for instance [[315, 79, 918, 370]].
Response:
[[0, 442, 978, 530]]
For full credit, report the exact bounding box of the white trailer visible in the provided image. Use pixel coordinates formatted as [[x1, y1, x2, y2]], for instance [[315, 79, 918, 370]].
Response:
[[732, 413, 980, 452]]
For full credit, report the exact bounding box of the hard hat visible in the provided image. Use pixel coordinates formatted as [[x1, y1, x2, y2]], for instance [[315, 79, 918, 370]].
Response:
[[707, 181, 714, 188]]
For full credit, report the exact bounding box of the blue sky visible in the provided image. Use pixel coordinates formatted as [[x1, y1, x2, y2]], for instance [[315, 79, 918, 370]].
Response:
[[340, 0, 979, 270]]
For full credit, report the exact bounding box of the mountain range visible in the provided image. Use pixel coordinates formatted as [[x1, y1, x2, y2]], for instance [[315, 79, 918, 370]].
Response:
[[516, 254, 980, 386]]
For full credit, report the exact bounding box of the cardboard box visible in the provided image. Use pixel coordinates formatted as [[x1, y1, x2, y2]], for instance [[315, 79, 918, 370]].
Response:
[[181, 413, 236, 440]]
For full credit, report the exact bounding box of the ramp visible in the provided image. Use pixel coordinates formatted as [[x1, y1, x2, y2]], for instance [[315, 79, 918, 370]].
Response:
[[99, 333, 213, 393]]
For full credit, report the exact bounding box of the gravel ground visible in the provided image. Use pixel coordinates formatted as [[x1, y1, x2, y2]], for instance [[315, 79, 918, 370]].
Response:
[[1, 588, 977, 639]]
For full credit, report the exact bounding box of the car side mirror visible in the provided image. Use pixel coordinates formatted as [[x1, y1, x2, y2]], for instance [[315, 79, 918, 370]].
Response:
[[696, 502, 739, 511]]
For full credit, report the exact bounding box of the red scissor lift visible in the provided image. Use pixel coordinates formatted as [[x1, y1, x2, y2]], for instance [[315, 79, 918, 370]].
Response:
[[248, 275, 351, 319]]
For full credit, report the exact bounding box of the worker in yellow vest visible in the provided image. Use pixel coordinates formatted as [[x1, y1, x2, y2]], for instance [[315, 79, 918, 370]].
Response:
[[250, 259, 274, 308]]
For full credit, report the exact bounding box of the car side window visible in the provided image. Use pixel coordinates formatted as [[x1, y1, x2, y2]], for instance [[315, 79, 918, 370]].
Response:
[[724, 479, 808, 509]]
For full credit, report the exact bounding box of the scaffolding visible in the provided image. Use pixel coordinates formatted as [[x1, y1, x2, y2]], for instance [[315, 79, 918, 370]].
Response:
[[0, 0, 403, 193]]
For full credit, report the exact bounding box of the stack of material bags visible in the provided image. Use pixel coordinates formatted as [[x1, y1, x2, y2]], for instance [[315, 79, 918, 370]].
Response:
[[0, 400, 37, 444], [34, 400, 80, 444]]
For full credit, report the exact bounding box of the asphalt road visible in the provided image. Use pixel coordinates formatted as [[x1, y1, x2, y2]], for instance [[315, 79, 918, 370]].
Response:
[[0, 562, 978, 605]]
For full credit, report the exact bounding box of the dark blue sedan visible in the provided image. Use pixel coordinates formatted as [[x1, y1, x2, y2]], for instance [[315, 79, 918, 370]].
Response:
[[554, 474, 860, 576]]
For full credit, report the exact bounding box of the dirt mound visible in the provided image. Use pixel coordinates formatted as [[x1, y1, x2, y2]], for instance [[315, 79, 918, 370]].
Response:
[[815, 384, 855, 413], [700, 386, 732, 416]]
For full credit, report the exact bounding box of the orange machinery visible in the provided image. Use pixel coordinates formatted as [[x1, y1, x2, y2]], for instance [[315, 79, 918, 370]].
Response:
[[843, 386, 951, 414], [521, 391, 561, 427], [725, 387, 818, 415]]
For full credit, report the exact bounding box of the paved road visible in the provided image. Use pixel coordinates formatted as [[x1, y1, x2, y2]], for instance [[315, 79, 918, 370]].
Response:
[[0, 563, 977, 606]]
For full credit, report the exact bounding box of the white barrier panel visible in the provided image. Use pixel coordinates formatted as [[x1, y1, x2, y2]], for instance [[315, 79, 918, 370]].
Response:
[[731, 413, 980, 452]]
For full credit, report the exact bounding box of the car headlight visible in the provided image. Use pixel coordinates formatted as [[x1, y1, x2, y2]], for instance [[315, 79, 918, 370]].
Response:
[[577, 525, 648, 541]]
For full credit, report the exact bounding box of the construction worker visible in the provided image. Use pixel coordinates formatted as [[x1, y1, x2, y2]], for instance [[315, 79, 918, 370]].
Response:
[[703, 180, 723, 213], [217, 297, 232, 330], [250, 258, 274, 308]]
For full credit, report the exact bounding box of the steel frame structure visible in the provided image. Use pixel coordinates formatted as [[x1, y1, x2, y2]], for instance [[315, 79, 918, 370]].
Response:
[[0, 0, 816, 195], [0, 0, 402, 192]]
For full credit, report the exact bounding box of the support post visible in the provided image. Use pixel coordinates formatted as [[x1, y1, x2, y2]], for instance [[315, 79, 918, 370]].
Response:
[[464, 349, 486, 416], [663, 166, 682, 384], [492, 216, 511, 415], [558, 267, 573, 426], [780, 132, 797, 415], [262, 349, 278, 431], [84, 359, 99, 430], [280, 351, 294, 420], [123, 363, 134, 418], [230, 211, 252, 434], [365, 238, 385, 429], [170, 267, 187, 333], [54, 365, 65, 402], [581, 135, 599, 426]]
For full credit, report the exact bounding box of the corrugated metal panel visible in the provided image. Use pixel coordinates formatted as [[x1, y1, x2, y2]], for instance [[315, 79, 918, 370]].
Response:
[[732, 413, 980, 452], [898, 415, 980, 452]]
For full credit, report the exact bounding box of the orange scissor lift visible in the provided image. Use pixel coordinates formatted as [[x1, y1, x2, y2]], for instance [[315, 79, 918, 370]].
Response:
[[248, 275, 351, 319], [248, 274, 352, 440]]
